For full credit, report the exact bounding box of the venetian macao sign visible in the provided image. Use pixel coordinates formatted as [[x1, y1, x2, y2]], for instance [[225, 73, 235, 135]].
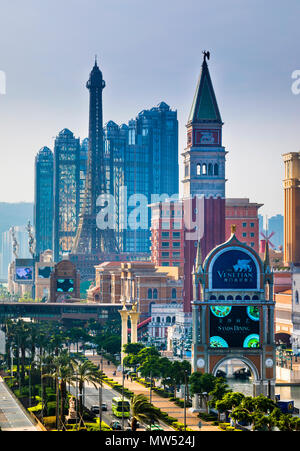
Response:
[[211, 248, 258, 290]]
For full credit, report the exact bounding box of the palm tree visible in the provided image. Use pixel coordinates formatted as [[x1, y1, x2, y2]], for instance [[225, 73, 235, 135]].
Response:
[[73, 360, 102, 426], [43, 350, 76, 430], [130, 394, 160, 431]]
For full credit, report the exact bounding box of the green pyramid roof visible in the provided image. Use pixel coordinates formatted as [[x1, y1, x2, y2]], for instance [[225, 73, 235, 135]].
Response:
[[188, 59, 222, 124]]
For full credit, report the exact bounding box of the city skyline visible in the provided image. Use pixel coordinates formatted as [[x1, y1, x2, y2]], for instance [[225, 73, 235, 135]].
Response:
[[0, 0, 300, 219]]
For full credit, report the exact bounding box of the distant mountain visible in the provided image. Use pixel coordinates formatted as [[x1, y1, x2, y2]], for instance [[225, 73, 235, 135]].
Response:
[[0, 202, 33, 244]]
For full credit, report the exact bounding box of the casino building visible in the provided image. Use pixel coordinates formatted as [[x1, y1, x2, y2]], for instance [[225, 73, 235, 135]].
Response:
[[192, 225, 276, 398]]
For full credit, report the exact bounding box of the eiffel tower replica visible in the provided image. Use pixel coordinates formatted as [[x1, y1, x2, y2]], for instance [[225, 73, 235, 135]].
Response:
[[71, 58, 118, 279]]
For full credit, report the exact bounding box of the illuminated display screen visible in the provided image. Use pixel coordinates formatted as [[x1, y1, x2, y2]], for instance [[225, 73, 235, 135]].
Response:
[[15, 266, 34, 281], [211, 249, 258, 290], [209, 305, 260, 348], [38, 266, 53, 279], [56, 279, 74, 293]]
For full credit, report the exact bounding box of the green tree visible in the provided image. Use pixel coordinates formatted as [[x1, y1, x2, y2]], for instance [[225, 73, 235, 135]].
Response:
[[73, 359, 102, 426], [130, 394, 161, 431]]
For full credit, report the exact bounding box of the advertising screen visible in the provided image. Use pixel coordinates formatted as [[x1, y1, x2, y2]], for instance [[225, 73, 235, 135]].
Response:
[[38, 266, 53, 279], [56, 278, 74, 293], [211, 249, 258, 290], [209, 305, 260, 349], [15, 266, 34, 281]]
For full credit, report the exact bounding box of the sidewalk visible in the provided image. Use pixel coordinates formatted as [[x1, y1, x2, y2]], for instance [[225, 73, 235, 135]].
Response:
[[0, 377, 41, 431], [89, 356, 220, 432]]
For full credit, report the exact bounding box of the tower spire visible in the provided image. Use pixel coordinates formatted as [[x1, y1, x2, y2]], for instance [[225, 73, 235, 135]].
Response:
[[188, 51, 222, 125]]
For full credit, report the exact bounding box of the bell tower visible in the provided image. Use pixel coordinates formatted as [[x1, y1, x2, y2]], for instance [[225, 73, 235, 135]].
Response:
[[182, 51, 227, 198]]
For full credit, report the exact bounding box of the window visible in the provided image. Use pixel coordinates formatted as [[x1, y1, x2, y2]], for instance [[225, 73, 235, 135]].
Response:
[[250, 242, 255, 247], [242, 232, 247, 237], [250, 232, 255, 237], [173, 262, 180, 267], [214, 164, 219, 176], [173, 252, 181, 258], [162, 262, 170, 266], [173, 242, 181, 248], [173, 232, 181, 238], [218, 295, 225, 300], [148, 289, 153, 299], [210, 295, 217, 300], [162, 242, 169, 248], [250, 223, 255, 228], [162, 232, 169, 238], [153, 289, 158, 299], [196, 164, 201, 176], [296, 291, 299, 304], [208, 163, 213, 176], [242, 222, 247, 228], [202, 163, 207, 175], [162, 252, 169, 257]]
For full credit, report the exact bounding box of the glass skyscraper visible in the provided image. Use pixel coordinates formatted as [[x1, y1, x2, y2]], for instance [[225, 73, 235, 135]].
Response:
[[34, 146, 54, 256], [123, 102, 179, 253], [53, 129, 80, 261]]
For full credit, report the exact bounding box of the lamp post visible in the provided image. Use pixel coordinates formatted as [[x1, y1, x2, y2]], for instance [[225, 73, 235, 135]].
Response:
[[122, 364, 125, 431], [184, 370, 188, 432], [99, 356, 103, 432]]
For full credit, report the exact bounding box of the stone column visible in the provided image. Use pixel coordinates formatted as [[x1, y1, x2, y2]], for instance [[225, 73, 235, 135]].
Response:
[[130, 311, 140, 344], [119, 309, 129, 363]]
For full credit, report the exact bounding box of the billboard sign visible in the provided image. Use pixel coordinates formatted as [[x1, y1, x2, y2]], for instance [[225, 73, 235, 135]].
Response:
[[15, 258, 35, 283], [209, 305, 260, 349]]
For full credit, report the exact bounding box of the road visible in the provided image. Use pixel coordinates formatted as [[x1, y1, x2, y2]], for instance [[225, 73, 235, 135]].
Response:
[[69, 381, 135, 430], [0, 378, 40, 431]]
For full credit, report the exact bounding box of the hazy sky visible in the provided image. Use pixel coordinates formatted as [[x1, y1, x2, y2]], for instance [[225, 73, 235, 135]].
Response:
[[0, 0, 299, 220]]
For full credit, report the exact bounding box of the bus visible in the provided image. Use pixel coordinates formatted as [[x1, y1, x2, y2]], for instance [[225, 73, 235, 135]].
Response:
[[112, 397, 130, 418]]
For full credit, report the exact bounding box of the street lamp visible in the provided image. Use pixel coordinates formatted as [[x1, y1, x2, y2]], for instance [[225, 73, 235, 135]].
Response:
[[98, 357, 103, 432]]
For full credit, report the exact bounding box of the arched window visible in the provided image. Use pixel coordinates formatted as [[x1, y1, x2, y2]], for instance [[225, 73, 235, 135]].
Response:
[[296, 290, 299, 304], [166, 316, 171, 324], [172, 316, 176, 323], [202, 163, 207, 175], [227, 295, 234, 300], [214, 164, 219, 176], [196, 163, 201, 176], [153, 288, 158, 299], [208, 163, 213, 176], [235, 295, 242, 300], [244, 295, 250, 300], [148, 289, 153, 299], [218, 295, 225, 300], [210, 295, 217, 300], [252, 295, 259, 300], [156, 317, 160, 323], [172, 288, 177, 299]]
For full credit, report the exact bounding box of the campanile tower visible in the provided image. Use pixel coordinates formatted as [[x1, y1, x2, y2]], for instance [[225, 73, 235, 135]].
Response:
[[182, 52, 226, 198]]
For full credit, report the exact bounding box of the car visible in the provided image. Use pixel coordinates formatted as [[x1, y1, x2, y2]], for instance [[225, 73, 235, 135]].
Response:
[[101, 403, 108, 411], [110, 421, 122, 431], [147, 423, 164, 431], [91, 405, 100, 414]]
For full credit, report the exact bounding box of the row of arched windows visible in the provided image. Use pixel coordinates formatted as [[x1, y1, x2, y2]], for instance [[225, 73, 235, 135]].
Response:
[[209, 295, 260, 301], [155, 316, 176, 324], [196, 163, 219, 176]]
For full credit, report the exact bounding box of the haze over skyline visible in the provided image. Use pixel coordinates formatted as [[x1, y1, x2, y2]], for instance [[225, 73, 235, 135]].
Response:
[[0, 0, 299, 219]]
